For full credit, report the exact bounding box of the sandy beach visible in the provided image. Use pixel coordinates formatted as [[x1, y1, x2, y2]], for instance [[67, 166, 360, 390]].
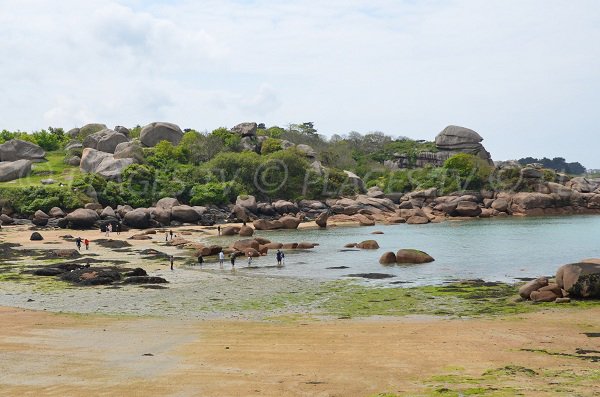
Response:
[[1, 224, 600, 396], [1, 306, 599, 396]]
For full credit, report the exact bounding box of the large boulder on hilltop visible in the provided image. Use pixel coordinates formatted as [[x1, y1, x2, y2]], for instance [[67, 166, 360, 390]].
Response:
[[556, 262, 600, 298], [435, 125, 483, 149], [83, 129, 129, 153], [140, 122, 183, 147], [97, 131, 129, 153], [0, 159, 32, 182], [65, 208, 99, 228], [231, 122, 257, 137], [0, 139, 46, 162], [78, 123, 107, 139], [236, 195, 257, 213], [435, 125, 493, 164], [114, 126, 130, 137], [396, 249, 435, 264], [171, 205, 199, 223], [124, 209, 151, 229]]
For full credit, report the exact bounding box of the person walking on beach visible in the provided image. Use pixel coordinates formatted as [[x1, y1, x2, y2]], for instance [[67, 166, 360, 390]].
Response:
[[217, 225, 221, 236], [276, 249, 282, 266], [218, 250, 225, 267], [197, 254, 204, 266], [165, 232, 169, 242], [169, 230, 174, 240], [75, 237, 82, 251], [105, 223, 112, 237], [230, 253, 236, 268], [281, 251, 285, 265], [115, 223, 121, 235], [170, 255, 174, 270], [84, 238, 90, 251]]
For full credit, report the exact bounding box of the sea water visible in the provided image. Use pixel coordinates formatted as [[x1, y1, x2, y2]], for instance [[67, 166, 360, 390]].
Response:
[[200, 216, 600, 286]]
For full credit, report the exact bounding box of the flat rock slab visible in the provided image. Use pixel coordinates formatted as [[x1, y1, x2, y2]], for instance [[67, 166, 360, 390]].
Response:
[[345, 273, 395, 279]]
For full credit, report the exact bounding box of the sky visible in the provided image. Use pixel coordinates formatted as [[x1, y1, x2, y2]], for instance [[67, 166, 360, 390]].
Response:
[[1, 0, 599, 168]]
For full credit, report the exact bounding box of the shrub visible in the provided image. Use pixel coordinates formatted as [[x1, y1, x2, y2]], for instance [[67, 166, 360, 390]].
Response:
[[190, 182, 240, 206], [444, 153, 492, 190], [260, 138, 282, 155]]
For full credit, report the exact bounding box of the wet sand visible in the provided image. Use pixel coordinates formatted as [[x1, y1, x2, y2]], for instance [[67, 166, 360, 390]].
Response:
[[1, 306, 599, 396]]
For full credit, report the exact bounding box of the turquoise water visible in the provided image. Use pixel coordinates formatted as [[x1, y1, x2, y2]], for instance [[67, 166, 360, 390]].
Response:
[[200, 216, 600, 286]]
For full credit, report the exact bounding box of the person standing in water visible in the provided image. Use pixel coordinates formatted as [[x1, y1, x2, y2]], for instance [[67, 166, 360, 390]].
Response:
[[218, 250, 225, 267], [276, 250, 282, 266], [197, 254, 204, 266], [247, 252, 253, 266], [230, 253, 236, 268]]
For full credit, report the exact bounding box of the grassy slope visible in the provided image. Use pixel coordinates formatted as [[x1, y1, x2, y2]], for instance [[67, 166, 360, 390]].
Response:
[[0, 151, 82, 187]]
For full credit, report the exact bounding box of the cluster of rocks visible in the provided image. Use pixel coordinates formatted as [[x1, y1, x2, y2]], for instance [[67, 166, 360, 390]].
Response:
[[0, 139, 47, 182], [31, 262, 167, 286], [384, 125, 494, 170], [519, 260, 600, 302], [162, 232, 316, 259], [64, 122, 183, 180]]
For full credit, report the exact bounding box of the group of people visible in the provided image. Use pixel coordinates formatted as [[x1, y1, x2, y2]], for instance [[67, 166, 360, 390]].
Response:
[[103, 223, 120, 237], [208, 249, 285, 268], [74, 237, 90, 251]]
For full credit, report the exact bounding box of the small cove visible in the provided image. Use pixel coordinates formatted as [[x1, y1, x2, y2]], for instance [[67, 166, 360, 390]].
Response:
[[198, 215, 600, 286]]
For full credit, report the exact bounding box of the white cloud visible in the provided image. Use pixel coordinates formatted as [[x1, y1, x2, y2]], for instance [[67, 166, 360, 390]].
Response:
[[0, 0, 599, 166]]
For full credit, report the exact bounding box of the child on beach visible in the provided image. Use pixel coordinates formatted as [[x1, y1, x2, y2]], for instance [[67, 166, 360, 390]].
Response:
[[84, 239, 89, 250]]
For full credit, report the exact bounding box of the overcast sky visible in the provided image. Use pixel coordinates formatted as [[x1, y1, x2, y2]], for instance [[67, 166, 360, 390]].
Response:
[[1, 0, 599, 167]]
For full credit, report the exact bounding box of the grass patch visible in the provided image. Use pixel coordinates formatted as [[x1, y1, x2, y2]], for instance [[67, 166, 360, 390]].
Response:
[[0, 151, 82, 187]]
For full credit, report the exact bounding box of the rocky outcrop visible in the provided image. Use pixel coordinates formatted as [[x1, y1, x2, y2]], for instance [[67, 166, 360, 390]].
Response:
[[0, 159, 32, 182], [280, 216, 301, 229], [83, 129, 129, 153], [236, 195, 257, 213], [296, 144, 317, 159], [113, 142, 144, 162], [518, 277, 549, 299], [556, 262, 600, 298], [80, 148, 135, 179], [140, 122, 183, 147], [0, 139, 46, 162], [253, 219, 284, 230], [156, 197, 180, 210], [78, 123, 108, 139], [435, 125, 493, 164], [231, 122, 257, 138]]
